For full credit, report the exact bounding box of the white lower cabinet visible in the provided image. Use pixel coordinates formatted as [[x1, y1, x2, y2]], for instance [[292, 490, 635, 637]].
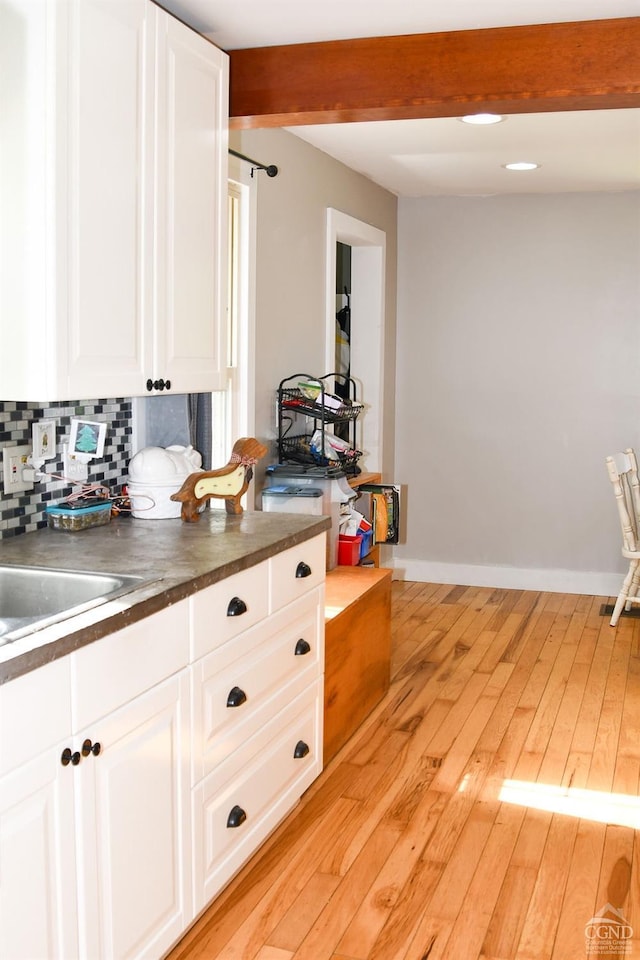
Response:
[[0, 533, 327, 958], [75, 673, 191, 960], [70, 601, 192, 960], [192, 680, 322, 911], [0, 601, 191, 960], [0, 747, 79, 960], [191, 589, 323, 778], [0, 658, 79, 960], [189, 534, 326, 913]]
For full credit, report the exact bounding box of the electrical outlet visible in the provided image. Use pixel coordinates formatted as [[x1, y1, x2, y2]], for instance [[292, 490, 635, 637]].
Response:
[[2, 445, 34, 493], [62, 443, 89, 483]]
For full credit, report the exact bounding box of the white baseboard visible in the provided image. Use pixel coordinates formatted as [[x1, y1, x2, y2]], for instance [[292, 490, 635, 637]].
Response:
[[389, 557, 622, 598]]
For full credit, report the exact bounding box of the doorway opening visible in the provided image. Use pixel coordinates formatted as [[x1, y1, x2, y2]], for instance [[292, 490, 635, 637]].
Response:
[[325, 210, 386, 474], [334, 241, 351, 440]]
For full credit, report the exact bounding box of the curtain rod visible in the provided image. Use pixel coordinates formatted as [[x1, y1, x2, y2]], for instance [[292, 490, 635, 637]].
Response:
[[229, 148, 278, 178]]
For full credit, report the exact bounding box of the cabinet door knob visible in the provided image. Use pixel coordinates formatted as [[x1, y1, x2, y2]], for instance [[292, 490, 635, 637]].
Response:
[[81, 739, 102, 758], [294, 638, 311, 656], [60, 747, 81, 767], [226, 686, 247, 708], [293, 740, 310, 759], [226, 596, 248, 617], [146, 378, 171, 392], [226, 804, 247, 828], [295, 561, 312, 579]]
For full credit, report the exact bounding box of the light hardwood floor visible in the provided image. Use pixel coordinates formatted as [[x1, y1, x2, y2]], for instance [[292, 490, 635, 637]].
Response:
[[167, 581, 640, 960]]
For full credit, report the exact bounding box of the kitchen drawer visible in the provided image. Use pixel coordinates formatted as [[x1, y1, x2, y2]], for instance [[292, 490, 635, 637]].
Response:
[[190, 561, 269, 661], [0, 657, 72, 776], [191, 588, 323, 782], [192, 679, 322, 909], [71, 600, 189, 731], [268, 534, 326, 613]]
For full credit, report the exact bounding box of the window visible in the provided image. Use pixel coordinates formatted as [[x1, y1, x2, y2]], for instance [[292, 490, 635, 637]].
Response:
[[209, 164, 255, 500], [210, 184, 238, 470]]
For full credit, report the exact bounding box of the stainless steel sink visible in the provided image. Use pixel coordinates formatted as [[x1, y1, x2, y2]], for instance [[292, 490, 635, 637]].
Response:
[[0, 564, 154, 645]]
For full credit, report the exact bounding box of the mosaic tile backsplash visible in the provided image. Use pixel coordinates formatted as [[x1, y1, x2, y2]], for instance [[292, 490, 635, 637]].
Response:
[[0, 398, 132, 539]]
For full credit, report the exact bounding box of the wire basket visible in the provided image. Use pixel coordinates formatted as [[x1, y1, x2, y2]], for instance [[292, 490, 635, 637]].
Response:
[[280, 434, 362, 473], [279, 387, 363, 423]]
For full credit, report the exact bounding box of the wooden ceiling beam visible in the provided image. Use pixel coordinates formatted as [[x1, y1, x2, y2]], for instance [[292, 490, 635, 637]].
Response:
[[228, 17, 640, 128]]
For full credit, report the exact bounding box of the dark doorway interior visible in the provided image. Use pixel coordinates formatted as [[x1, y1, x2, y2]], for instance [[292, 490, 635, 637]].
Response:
[[335, 241, 351, 404]]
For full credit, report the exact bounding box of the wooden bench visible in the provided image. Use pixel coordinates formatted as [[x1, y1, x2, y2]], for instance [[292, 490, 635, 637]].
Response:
[[323, 566, 392, 765]]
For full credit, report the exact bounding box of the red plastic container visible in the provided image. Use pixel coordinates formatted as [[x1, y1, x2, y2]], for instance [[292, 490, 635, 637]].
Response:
[[338, 534, 362, 566]]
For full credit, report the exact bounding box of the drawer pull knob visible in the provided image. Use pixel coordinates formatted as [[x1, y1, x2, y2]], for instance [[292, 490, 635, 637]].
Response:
[[226, 805, 247, 828], [81, 739, 101, 758], [295, 561, 312, 579], [227, 686, 247, 708], [294, 740, 310, 759], [295, 638, 311, 656], [60, 747, 81, 767], [227, 596, 248, 617]]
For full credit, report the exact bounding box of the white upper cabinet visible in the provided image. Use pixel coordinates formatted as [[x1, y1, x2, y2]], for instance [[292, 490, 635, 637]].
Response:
[[65, 0, 155, 400], [0, 0, 228, 401], [155, 12, 229, 395]]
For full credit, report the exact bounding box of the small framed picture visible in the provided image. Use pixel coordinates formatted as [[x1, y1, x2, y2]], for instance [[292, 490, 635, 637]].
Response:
[[68, 419, 107, 458]]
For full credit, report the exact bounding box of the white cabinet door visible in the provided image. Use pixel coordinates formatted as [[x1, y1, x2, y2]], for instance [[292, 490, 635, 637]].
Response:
[[65, 0, 156, 401], [0, 0, 68, 400], [0, 748, 79, 960], [155, 9, 228, 394], [76, 673, 192, 960]]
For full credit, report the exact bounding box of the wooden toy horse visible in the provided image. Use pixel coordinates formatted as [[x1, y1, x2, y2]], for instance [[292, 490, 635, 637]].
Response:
[[170, 437, 267, 522]]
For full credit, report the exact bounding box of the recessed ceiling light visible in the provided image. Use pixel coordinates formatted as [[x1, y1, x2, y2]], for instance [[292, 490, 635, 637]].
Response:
[[459, 113, 505, 125], [503, 161, 541, 171]]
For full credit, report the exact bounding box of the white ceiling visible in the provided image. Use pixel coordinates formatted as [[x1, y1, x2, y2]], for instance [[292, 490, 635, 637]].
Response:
[[158, 0, 640, 50], [289, 110, 640, 198], [157, 0, 640, 197]]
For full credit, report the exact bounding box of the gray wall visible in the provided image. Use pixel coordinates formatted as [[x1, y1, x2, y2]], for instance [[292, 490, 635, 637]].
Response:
[[394, 192, 640, 594], [229, 128, 398, 482]]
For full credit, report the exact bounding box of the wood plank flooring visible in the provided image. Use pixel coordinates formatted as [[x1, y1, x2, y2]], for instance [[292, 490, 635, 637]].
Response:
[[167, 581, 640, 960]]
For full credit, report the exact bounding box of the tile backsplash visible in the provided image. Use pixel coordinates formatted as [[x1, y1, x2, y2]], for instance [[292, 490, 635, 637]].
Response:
[[0, 398, 132, 539]]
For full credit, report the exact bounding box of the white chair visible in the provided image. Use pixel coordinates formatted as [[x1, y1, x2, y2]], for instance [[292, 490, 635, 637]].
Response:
[[605, 447, 640, 625]]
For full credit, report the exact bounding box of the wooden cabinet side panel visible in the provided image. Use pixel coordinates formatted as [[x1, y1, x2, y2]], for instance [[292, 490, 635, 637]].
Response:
[[323, 575, 391, 764]]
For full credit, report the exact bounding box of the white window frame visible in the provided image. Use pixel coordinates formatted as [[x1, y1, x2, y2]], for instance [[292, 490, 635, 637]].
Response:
[[209, 156, 256, 504]]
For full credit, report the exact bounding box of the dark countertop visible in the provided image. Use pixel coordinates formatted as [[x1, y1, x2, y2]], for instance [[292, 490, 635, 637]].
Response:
[[0, 511, 330, 684]]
